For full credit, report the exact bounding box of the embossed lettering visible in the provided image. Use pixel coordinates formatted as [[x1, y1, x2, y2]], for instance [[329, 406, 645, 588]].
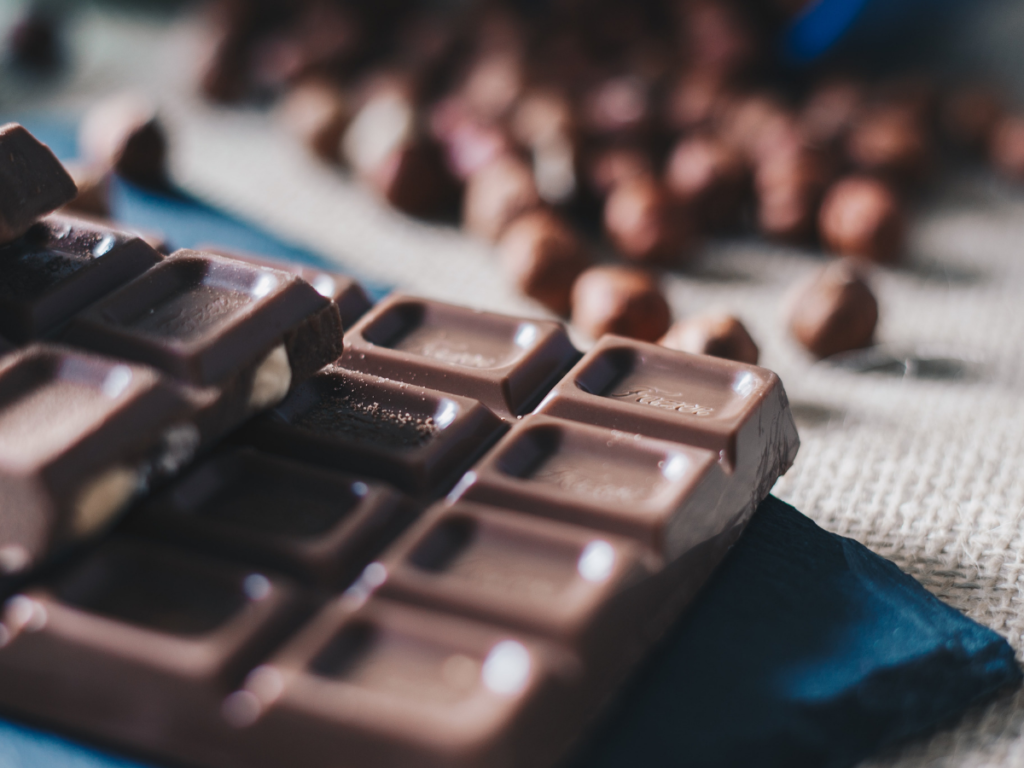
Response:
[[609, 387, 714, 416]]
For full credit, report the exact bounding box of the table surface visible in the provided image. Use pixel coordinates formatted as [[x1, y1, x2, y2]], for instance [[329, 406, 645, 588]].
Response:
[[3, 3, 1024, 767]]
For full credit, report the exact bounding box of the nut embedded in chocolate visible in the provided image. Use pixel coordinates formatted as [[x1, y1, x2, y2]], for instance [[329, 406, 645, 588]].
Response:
[[788, 260, 879, 359], [665, 135, 749, 231], [79, 94, 168, 188], [604, 176, 696, 265], [819, 176, 905, 264], [989, 115, 1024, 180], [570, 265, 671, 342], [659, 313, 759, 364], [463, 154, 541, 241], [498, 210, 592, 316], [278, 79, 350, 163], [0, 124, 77, 244]]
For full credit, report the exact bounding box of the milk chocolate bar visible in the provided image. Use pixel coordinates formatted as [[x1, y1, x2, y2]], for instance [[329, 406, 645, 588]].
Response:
[[239, 366, 506, 498], [535, 335, 800, 505], [0, 213, 162, 342], [0, 537, 309, 767], [0, 124, 77, 244], [0, 345, 200, 575], [340, 294, 579, 420], [131, 448, 416, 588], [197, 244, 374, 329], [452, 414, 739, 560]]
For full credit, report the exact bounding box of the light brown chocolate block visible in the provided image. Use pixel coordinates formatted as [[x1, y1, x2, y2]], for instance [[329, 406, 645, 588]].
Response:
[[0, 123, 77, 244], [534, 335, 799, 505], [452, 414, 738, 560], [341, 294, 579, 420]]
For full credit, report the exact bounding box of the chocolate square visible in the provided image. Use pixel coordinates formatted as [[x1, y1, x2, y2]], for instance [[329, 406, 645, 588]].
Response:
[[341, 294, 579, 420], [534, 335, 800, 503], [0, 213, 162, 342], [132, 448, 416, 588], [239, 366, 506, 498], [0, 124, 77, 243]]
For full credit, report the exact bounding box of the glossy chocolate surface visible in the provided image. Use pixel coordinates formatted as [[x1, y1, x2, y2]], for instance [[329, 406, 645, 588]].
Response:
[[0, 124, 77, 244], [0, 213, 162, 342], [240, 366, 507, 498], [132, 448, 416, 588], [341, 294, 579, 420]]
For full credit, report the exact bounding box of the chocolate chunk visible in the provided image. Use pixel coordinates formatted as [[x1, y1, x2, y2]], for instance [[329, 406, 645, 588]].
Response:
[[378, 501, 650, 663], [604, 176, 696, 265], [234, 597, 567, 768], [79, 94, 168, 188], [665, 135, 749, 231], [0, 538, 307, 767], [0, 345, 200, 573], [535, 334, 799, 504], [463, 154, 541, 241], [278, 79, 350, 163], [497, 210, 592, 316], [989, 115, 1024, 180], [454, 414, 740, 559], [819, 176, 905, 264], [341, 294, 580, 420], [846, 104, 932, 185], [132, 448, 414, 589], [659, 313, 759, 364], [239, 366, 506, 498], [61, 162, 112, 219], [788, 260, 879, 358], [197, 245, 373, 329], [941, 86, 1004, 152], [0, 213, 162, 343], [0, 124, 77, 245], [570, 265, 671, 342]]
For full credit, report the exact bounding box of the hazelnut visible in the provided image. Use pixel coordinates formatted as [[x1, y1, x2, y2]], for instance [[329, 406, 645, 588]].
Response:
[[941, 86, 1003, 151], [819, 176, 905, 264], [788, 260, 879, 358], [846, 104, 932, 184], [665, 135, 749, 230], [660, 313, 759, 364], [570, 265, 671, 341], [989, 115, 1024, 180], [278, 79, 349, 163], [463, 154, 541, 241], [604, 176, 696, 265], [79, 93, 167, 188]]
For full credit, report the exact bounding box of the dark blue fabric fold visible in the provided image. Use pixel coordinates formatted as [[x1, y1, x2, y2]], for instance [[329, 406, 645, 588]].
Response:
[[570, 495, 1021, 768]]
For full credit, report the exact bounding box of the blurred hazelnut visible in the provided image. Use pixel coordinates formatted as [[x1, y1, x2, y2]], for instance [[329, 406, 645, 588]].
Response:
[[364, 138, 459, 219], [61, 162, 111, 219], [989, 115, 1024, 180], [278, 80, 349, 163], [431, 98, 516, 181], [342, 80, 417, 178], [665, 135, 749, 230], [664, 70, 731, 133], [755, 147, 834, 243], [571, 265, 672, 341], [846, 105, 932, 184], [800, 77, 866, 148], [586, 146, 653, 198], [581, 76, 654, 142], [788, 260, 879, 359], [511, 89, 576, 149], [498, 210, 592, 315], [79, 93, 168, 188], [819, 176, 904, 264], [679, 0, 760, 80], [719, 94, 802, 166], [463, 154, 541, 241], [459, 52, 526, 124], [605, 176, 696, 265], [659, 313, 759, 364], [941, 86, 1004, 151]]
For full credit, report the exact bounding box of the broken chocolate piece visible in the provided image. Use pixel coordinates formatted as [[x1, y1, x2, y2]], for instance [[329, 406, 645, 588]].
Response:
[[0, 124, 77, 244]]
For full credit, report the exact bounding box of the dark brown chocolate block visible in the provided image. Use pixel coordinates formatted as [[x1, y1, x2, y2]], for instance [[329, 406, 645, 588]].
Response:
[[197, 244, 374, 330], [452, 414, 742, 560], [0, 124, 77, 244], [0, 213, 162, 343], [239, 366, 507, 498], [375, 501, 652, 663], [341, 294, 579, 420], [0, 537, 308, 768], [64, 249, 343, 393], [131, 448, 416, 588], [233, 597, 573, 768], [0, 344, 201, 575], [535, 335, 799, 506]]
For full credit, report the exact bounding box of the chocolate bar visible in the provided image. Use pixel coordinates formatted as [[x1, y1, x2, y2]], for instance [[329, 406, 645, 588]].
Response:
[[130, 448, 415, 588], [239, 366, 507, 498], [340, 294, 579, 420], [0, 345, 200, 575], [0, 124, 77, 244], [197, 244, 374, 329], [0, 213, 162, 343]]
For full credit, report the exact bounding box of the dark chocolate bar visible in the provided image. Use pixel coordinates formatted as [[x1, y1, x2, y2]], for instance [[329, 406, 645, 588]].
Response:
[[130, 448, 416, 588], [0, 345, 200, 575], [198, 244, 374, 329], [0, 124, 77, 244], [0, 537, 309, 767], [0, 213, 162, 342], [340, 294, 580, 420], [535, 335, 800, 504], [239, 366, 506, 498]]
